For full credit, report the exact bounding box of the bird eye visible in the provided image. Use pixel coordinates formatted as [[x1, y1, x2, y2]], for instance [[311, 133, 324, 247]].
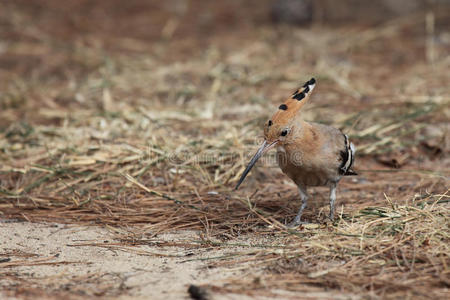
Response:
[[281, 129, 288, 136]]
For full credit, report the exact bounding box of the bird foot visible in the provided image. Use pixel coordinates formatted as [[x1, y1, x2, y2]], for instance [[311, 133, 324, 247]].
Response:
[[325, 215, 340, 226], [286, 219, 311, 229]]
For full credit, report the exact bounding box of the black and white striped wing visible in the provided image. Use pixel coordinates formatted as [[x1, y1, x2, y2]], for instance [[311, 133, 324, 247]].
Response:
[[339, 134, 357, 176]]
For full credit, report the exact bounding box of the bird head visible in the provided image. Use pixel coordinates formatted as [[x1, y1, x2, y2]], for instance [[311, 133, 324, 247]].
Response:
[[235, 78, 316, 190]]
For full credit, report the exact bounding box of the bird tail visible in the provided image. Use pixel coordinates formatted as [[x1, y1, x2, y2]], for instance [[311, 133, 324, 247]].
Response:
[[344, 169, 357, 176]]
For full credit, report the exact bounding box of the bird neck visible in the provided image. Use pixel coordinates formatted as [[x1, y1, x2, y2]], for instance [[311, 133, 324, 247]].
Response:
[[283, 121, 319, 153]]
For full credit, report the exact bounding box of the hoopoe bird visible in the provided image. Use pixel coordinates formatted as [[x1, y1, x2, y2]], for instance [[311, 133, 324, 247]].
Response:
[[235, 78, 356, 227]]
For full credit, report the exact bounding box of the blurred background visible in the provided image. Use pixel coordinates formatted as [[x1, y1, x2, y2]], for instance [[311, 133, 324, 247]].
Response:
[[0, 0, 449, 219]]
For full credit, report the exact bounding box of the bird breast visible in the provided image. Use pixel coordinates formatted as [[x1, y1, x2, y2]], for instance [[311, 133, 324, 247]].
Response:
[[276, 146, 338, 187]]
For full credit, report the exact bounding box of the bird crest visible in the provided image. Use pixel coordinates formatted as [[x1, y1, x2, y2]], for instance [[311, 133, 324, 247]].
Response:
[[264, 78, 316, 141]]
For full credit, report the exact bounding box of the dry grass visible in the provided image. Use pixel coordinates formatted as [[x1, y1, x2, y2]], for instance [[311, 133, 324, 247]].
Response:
[[1, 1, 449, 299]]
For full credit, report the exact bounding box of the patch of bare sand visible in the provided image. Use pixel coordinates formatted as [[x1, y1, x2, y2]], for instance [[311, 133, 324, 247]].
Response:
[[0, 222, 278, 299], [1, 222, 362, 299]]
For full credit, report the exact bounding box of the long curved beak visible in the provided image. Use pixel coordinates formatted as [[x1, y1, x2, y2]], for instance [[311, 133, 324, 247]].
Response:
[[234, 140, 278, 190]]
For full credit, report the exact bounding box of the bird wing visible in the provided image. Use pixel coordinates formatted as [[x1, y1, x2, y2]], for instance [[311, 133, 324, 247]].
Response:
[[339, 134, 357, 176]]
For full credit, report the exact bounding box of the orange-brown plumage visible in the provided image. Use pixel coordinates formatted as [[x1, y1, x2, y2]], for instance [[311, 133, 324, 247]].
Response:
[[264, 79, 314, 143], [235, 78, 356, 226]]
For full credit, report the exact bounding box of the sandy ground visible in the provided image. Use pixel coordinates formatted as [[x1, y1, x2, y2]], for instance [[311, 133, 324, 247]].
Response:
[[0, 222, 363, 300], [0, 222, 288, 300], [0, 221, 248, 299]]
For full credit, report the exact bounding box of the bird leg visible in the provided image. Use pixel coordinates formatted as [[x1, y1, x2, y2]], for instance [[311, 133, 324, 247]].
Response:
[[287, 185, 308, 227], [329, 182, 337, 221]]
